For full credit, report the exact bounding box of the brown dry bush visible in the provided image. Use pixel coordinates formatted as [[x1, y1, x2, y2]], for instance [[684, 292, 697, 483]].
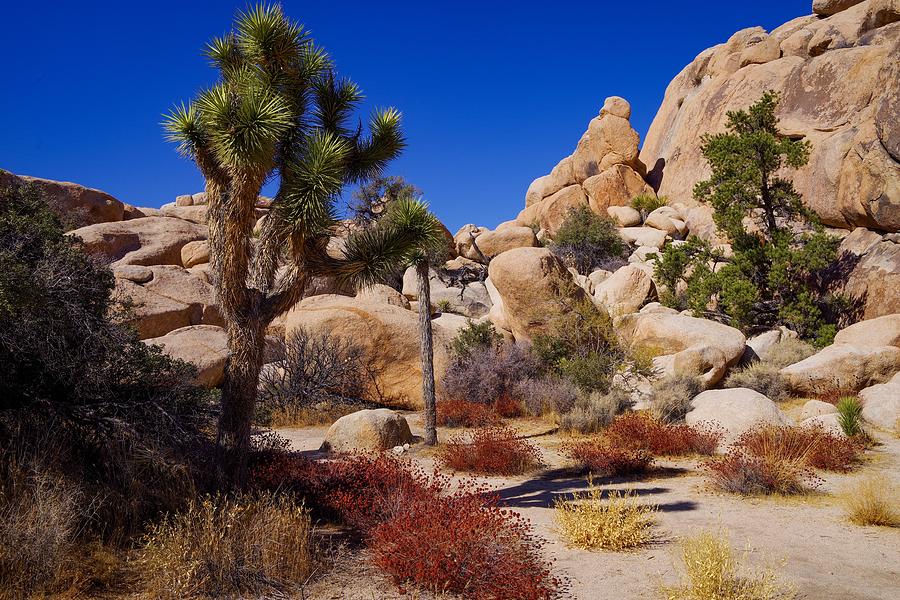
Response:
[[649, 375, 703, 423], [139, 492, 314, 600], [840, 476, 900, 527], [558, 389, 633, 434], [440, 426, 544, 475]]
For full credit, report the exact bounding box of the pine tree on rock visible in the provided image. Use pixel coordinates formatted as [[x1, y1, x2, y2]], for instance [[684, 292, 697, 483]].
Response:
[[164, 5, 436, 484]]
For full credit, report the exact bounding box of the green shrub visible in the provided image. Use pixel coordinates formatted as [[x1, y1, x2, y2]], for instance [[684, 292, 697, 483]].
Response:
[[550, 205, 626, 274], [649, 375, 703, 423], [630, 193, 666, 218], [836, 397, 863, 438], [558, 389, 633, 434], [449, 319, 502, 360]]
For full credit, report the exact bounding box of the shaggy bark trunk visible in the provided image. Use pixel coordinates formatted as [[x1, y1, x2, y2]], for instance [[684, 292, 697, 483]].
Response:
[[216, 317, 267, 487], [416, 259, 437, 446]]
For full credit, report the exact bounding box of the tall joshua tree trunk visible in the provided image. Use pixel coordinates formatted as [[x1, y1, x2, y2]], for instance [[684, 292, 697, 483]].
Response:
[[416, 258, 437, 445]]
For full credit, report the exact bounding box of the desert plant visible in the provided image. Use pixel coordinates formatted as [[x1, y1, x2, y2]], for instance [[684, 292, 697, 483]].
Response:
[[735, 425, 861, 473], [139, 492, 313, 600], [760, 337, 815, 369], [649, 375, 703, 422], [436, 398, 501, 428], [840, 475, 900, 527], [605, 413, 722, 456], [514, 377, 581, 417], [836, 396, 864, 438], [165, 5, 439, 483], [724, 363, 789, 402], [442, 342, 542, 406], [662, 529, 796, 599], [702, 449, 820, 496], [553, 480, 657, 551], [564, 441, 653, 477], [558, 388, 633, 434], [550, 205, 626, 274], [257, 327, 369, 417], [435, 298, 452, 312], [440, 426, 544, 475], [630, 193, 667, 218], [449, 318, 503, 360], [655, 91, 843, 340]]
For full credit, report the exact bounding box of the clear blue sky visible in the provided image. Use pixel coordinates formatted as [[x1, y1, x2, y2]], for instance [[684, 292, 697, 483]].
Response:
[[1, 1, 810, 232]]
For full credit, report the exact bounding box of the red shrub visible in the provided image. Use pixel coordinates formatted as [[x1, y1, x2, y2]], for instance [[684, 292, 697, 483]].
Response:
[[604, 412, 722, 456], [563, 440, 653, 476], [817, 389, 857, 405], [370, 489, 561, 599], [437, 398, 501, 428], [703, 449, 821, 495], [495, 391, 524, 418], [440, 426, 544, 475], [735, 424, 862, 473]]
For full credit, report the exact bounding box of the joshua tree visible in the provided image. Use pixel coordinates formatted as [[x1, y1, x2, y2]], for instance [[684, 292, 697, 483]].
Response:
[[164, 5, 436, 483]]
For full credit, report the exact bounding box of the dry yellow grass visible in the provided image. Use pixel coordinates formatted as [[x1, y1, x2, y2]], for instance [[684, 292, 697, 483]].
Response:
[[138, 492, 314, 599], [267, 403, 356, 427], [553, 479, 657, 551], [661, 529, 795, 600], [840, 475, 900, 527]]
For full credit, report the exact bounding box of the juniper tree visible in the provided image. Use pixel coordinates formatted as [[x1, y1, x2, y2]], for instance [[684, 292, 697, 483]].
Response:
[[164, 5, 436, 483], [653, 91, 841, 341]]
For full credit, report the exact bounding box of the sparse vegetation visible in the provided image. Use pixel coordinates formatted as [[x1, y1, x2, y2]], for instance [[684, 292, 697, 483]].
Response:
[[605, 413, 722, 456], [649, 375, 703, 422], [440, 426, 544, 475], [735, 424, 862, 473], [662, 529, 796, 600], [724, 362, 790, 402], [840, 476, 900, 527], [558, 388, 634, 434], [703, 450, 819, 496], [554, 481, 657, 551], [449, 319, 503, 359], [139, 493, 313, 600], [550, 205, 626, 274], [630, 193, 667, 218], [515, 377, 580, 417], [442, 340, 542, 408]]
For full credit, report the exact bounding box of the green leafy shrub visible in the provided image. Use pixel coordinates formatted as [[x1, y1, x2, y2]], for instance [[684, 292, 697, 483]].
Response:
[[550, 205, 626, 274], [558, 389, 633, 434], [449, 319, 502, 360], [630, 193, 667, 218]]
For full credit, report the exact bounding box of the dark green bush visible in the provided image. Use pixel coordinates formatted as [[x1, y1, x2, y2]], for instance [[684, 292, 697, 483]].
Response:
[[449, 319, 502, 360], [630, 193, 666, 218], [550, 205, 626, 274]]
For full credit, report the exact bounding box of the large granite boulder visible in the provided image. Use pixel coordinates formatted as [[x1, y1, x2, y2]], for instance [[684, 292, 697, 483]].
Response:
[[614, 312, 746, 386], [0, 170, 125, 226], [487, 247, 585, 341], [591, 264, 654, 316], [640, 0, 900, 233], [780, 343, 900, 394], [69, 216, 206, 267], [284, 295, 466, 409], [115, 265, 223, 339], [859, 371, 900, 429], [321, 409, 414, 453], [833, 313, 900, 347], [686, 388, 792, 443], [143, 325, 229, 387]]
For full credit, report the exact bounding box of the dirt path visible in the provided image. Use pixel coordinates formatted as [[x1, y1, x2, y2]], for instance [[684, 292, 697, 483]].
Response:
[[277, 417, 900, 600]]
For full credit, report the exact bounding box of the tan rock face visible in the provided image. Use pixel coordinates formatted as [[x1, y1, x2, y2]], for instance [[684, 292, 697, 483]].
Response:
[[838, 230, 900, 319], [470, 226, 538, 258], [592, 264, 655, 317], [833, 313, 900, 347], [814, 0, 866, 16], [780, 343, 900, 394], [614, 312, 746, 386], [686, 388, 791, 443], [180, 240, 210, 268], [572, 113, 643, 182], [859, 371, 900, 429], [143, 325, 229, 387], [321, 409, 414, 453], [582, 164, 654, 215], [515, 184, 589, 234], [70, 216, 207, 267], [487, 247, 583, 342], [284, 295, 465, 409], [640, 0, 900, 233], [0, 170, 125, 226]]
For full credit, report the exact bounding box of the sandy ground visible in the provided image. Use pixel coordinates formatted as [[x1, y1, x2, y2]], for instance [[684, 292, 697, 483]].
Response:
[[279, 415, 900, 600]]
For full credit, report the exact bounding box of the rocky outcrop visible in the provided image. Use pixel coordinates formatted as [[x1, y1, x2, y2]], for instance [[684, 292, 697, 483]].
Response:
[[780, 342, 900, 394], [640, 0, 900, 233], [284, 294, 466, 409], [686, 388, 791, 443], [518, 97, 656, 235], [487, 247, 584, 341], [838, 229, 900, 319], [614, 312, 746, 386], [1, 170, 125, 226], [859, 370, 900, 429], [70, 216, 207, 266], [453, 225, 538, 261], [401, 266, 492, 318], [143, 325, 229, 387], [591, 264, 655, 316], [320, 409, 414, 453]]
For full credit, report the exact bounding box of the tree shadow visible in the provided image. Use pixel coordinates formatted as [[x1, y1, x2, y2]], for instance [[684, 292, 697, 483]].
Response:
[[492, 466, 698, 512]]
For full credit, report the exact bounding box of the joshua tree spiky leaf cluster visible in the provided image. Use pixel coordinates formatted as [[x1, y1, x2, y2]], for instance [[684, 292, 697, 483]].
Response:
[[165, 4, 439, 482]]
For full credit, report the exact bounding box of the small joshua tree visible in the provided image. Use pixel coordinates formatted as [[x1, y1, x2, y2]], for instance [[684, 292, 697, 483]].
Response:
[[164, 5, 436, 483]]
